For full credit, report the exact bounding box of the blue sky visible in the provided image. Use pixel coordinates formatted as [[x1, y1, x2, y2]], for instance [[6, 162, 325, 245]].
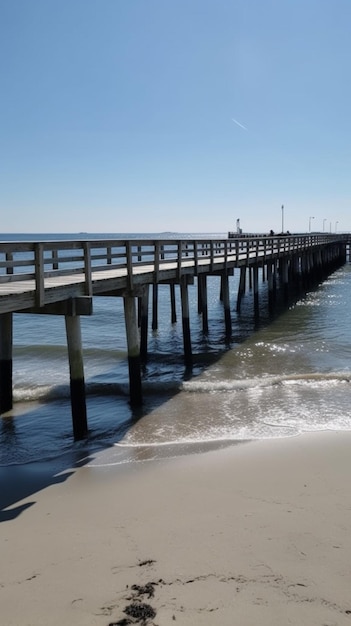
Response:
[[1, 0, 350, 234]]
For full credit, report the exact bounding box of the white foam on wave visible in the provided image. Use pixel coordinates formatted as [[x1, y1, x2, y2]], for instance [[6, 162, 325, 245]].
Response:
[[182, 372, 351, 393]]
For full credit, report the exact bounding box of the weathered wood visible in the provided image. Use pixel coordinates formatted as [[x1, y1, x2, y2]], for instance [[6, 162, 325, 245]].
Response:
[[152, 283, 158, 331], [123, 295, 142, 406], [140, 285, 149, 363], [16, 297, 93, 316], [236, 267, 246, 313], [267, 262, 275, 314], [198, 274, 208, 333], [65, 314, 88, 440], [221, 272, 232, 338], [281, 259, 289, 301], [249, 267, 253, 290], [0, 312, 13, 414], [83, 242, 92, 296], [34, 243, 44, 307], [180, 277, 192, 366], [170, 283, 177, 324], [253, 265, 259, 319]]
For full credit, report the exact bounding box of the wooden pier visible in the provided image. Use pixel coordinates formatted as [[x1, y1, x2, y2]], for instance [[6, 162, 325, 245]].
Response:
[[0, 233, 348, 439]]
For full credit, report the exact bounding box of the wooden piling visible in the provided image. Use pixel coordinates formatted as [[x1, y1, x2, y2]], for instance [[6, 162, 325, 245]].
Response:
[[197, 275, 204, 314], [267, 262, 274, 314], [236, 267, 246, 313], [140, 285, 149, 363], [124, 295, 143, 406], [281, 258, 289, 301], [253, 265, 259, 318], [198, 274, 208, 333], [221, 272, 232, 337], [180, 277, 192, 366], [152, 283, 158, 331], [0, 312, 13, 414], [65, 314, 88, 440], [170, 283, 177, 324]]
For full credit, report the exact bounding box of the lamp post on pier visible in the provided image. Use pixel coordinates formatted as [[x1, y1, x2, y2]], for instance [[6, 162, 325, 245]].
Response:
[[323, 218, 327, 232], [309, 216, 315, 232], [281, 204, 284, 233]]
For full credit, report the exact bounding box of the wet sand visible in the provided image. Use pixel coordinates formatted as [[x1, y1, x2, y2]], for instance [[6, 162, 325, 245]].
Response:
[[1, 431, 351, 625]]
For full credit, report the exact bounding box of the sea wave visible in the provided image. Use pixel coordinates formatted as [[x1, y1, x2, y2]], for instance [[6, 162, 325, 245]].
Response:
[[181, 372, 351, 393], [12, 371, 351, 403]]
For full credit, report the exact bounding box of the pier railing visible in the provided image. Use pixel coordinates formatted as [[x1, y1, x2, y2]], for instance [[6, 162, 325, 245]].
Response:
[[0, 234, 346, 295]]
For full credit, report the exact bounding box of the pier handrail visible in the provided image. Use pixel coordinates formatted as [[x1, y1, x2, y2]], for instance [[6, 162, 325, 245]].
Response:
[[0, 234, 347, 308]]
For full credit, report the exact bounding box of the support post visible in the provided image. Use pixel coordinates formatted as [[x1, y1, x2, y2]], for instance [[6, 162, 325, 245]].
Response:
[[0, 313, 13, 414], [198, 274, 208, 334], [140, 285, 149, 363], [152, 283, 158, 331], [236, 266, 246, 313], [253, 265, 259, 319], [180, 277, 192, 367], [221, 272, 232, 338], [65, 315, 88, 440], [124, 295, 143, 406], [249, 267, 253, 290], [197, 275, 203, 314], [170, 283, 177, 324], [267, 263, 274, 314], [282, 259, 289, 301]]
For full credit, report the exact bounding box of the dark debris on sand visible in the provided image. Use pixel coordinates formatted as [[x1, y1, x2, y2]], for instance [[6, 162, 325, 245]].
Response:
[[131, 583, 156, 599], [108, 601, 156, 625], [108, 570, 159, 626]]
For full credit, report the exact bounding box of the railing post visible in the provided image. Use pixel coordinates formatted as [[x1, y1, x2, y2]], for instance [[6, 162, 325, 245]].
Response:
[[83, 242, 92, 296], [223, 240, 228, 271], [6, 252, 13, 275], [154, 241, 160, 283], [177, 241, 182, 281], [235, 238, 239, 262], [52, 249, 59, 270], [194, 241, 198, 275], [35, 243, 45, 307], [126, 242, 134, 291], [210, 241, 214, 271]]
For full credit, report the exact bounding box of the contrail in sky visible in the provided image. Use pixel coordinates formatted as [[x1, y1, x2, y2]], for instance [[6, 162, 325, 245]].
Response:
[[231, 118, 247, 131]]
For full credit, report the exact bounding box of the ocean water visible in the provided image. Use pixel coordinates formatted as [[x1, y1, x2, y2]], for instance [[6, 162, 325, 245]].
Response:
[[1, 232, 351, 468]]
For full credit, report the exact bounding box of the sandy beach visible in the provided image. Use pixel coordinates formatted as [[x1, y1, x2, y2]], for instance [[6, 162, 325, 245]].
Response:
[[1, 431, 351, 625]]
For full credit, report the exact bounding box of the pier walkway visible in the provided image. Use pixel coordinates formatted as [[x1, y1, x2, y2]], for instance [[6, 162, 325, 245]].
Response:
[[0, 234, 348, 438]]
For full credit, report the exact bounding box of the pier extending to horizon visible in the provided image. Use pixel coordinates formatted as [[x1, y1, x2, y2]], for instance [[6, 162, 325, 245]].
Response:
[[0, 233, 349, 439]]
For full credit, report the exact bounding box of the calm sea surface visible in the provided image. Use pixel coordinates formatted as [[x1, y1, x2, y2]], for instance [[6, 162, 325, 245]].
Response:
[[1, 232, 351, 468]]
